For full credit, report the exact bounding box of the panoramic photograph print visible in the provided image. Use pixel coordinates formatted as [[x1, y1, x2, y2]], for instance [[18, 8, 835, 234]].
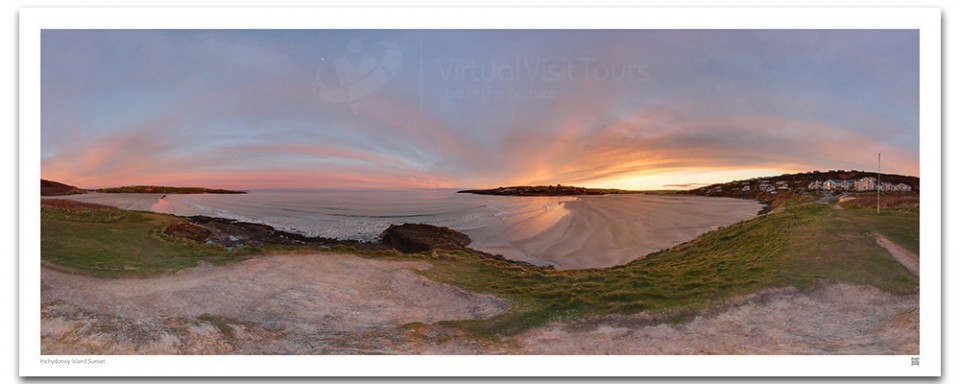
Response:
[[39, 29, 920, 355]]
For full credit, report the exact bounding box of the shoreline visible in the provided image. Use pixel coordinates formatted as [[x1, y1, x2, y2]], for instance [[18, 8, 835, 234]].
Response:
[[45, 192, 764, 270]]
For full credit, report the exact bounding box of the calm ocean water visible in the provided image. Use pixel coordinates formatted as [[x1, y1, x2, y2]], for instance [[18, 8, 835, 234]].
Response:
[[151, 189, 574, 243]]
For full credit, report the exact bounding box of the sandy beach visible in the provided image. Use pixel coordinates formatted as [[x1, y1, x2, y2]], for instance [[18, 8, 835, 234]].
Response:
[[468, 194, 763, 269]]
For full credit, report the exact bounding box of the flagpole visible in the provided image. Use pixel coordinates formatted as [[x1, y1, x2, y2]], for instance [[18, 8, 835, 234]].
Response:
[[877, 153, 881, 214]]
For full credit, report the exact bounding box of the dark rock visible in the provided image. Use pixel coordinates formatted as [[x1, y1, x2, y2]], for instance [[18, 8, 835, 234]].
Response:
[[163, 222, 213, 243], [181, 216, 543, 269], [184, 215, 385, 251], [380, 223, 471, 253]]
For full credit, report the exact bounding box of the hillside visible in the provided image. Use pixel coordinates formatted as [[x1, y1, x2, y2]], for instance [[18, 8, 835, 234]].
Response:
[[40, 179, 87, 196], [678, 170, 919, 206]]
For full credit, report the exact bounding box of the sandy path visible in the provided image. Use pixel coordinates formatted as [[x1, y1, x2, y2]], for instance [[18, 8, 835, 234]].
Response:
[[42, 253, 507, 337], [873, 234, 920, 276], [506, 283, 918, 354], [472, 194, 762, 270], [43, 192, 165, 211]]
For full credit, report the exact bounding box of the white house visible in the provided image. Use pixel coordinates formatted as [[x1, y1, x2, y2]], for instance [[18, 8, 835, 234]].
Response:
[[854, 177, 877, 191], [822, 179, 852, 190], [879, 182, 914, 192]]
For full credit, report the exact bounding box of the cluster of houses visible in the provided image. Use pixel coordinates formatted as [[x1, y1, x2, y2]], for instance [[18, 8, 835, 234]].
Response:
[[700, 173, 916, 197], [733, 180, 796, 193], [807, 177, 912, 192]]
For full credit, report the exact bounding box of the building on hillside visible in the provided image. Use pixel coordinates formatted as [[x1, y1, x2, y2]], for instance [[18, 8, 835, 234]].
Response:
[[808, 180, 822, 190], [879, 182, 912, 192], [823, 179, 853, 191], [854, 177, 877, 191]]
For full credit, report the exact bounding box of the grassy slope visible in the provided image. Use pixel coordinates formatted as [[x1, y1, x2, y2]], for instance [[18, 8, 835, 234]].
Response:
[[375, 203, 918, 338], [40, 199, 919, 338], [41, 203, 242, 277]]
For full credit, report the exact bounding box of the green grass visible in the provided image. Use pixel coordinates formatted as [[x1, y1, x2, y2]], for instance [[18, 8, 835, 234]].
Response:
[[837, 207, 920, 255], [40, 199, 127, 222], [41, 207, 244, 277], [41, 198, 919, 338]]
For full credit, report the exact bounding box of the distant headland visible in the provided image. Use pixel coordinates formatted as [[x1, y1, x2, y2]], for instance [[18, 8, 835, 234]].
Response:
[[95, 185, 247, 194], [458, 184, 645, 196], [41, 179, 246, 196]]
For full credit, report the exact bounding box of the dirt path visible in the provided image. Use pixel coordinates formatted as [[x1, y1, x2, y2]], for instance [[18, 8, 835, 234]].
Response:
[[41, 253, 918, 355], [872, 234, 919, 276], [41, 253, 508, 354], [504, 282, 918, 355]]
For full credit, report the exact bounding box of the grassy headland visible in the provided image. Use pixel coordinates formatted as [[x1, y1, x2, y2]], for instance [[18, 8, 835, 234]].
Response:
[[459, 184, 644, 196], [41, 199, 244, 277], [41, 179, 86, 196], [40, 194, 918, 338], [95, 185, 246, 194]]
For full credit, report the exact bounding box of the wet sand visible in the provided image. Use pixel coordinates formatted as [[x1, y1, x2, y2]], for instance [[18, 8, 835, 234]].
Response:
[[469, 194, 763, 269]]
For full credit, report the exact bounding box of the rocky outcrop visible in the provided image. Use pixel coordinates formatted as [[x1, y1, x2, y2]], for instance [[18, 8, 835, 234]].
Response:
[[162, 222, 213, 243], [180, 216, 539, 268], [380, 223, 471, 253], [184, 216, 365, 250]]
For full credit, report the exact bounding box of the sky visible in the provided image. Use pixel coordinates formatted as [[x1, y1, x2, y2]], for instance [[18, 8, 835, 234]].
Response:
[[41, 30, 920, 190]]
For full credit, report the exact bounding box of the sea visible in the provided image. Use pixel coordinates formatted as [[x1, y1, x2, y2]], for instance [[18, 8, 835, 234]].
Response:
[[150, 189, 575, 244]]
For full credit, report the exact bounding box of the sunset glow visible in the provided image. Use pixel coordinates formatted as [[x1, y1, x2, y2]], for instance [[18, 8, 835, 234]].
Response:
[[41, 30, 919, 190]]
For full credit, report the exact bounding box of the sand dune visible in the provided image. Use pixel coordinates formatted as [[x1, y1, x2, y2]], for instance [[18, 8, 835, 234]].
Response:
[[469, 194, 763, 270]]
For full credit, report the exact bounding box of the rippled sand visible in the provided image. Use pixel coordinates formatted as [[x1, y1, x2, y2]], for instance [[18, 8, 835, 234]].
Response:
[[468, 194, 763, 269]]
